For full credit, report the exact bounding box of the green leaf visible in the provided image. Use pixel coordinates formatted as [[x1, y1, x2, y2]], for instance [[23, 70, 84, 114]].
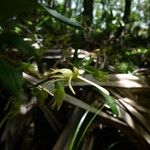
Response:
[[32, 87, 48, 104], [21, 62, 41, 79], [40, 4, 83, 29], [69, 105, 104, 149], [76, 105, 104, 149], [83, 65, 108, 81], [52, 81, 65, 109], [68, 111, 89, 150], [0, 58, 23, 95], [0, 33, 39, 57], [102, 93, 119, 117], [0, 0, 36, 24]]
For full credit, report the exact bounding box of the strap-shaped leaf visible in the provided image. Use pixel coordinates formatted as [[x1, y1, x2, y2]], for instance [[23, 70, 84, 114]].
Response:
[[40, 4, 83, 29], [0, 58, 23, 95], [102, 93, 119, 117]]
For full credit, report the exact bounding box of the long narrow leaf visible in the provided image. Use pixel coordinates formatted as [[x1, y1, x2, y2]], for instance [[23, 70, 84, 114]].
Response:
[[102, 93, 119, 117], [77, 75, 119, 116], [0, 33, 39, 57], [77, 105, 104, 149], [0, 58, 23, 95], [40, 4, 83, 29], [68, 111, 88, 150]]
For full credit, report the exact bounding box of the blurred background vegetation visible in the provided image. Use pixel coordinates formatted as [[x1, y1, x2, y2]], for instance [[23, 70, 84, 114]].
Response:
[[0, 0, 150, 150]]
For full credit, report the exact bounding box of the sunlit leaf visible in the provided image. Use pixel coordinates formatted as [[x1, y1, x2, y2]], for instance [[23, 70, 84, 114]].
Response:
[[21, 62, 41, 79], [83, 65, 108, 81], [102, 93, 119, 117], [40, 4, 83, 29], [0, 58, 23, 95], [120, 99, 150, 133]]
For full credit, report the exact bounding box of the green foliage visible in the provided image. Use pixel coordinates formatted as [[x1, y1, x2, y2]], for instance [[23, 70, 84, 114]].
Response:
[[68, 111, 88, 150], [125, 48, 149, 55], [69, 105, 104, 149], [83, 65, 108, 81], [21, 62, 41, 79], [102, 93, 119, 117], [0, 58, 23, 95], [0, 0, 149, 149], [40, 4, 83, 29], [0, 32, 40, 57], [32, 87, 48, 104], [115, 62, 136, 73]]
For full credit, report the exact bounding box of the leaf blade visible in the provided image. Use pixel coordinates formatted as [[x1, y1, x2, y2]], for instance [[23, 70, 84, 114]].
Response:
[[0, 32, 39, 57], [102, 93, 119, 117], [0, 58, 23, 95], [40, 4, 83, 29]]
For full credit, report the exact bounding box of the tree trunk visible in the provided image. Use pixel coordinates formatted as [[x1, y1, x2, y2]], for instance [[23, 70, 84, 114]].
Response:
[[123, 0, 132, 24], [82, 0, 94, 27]]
